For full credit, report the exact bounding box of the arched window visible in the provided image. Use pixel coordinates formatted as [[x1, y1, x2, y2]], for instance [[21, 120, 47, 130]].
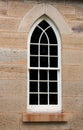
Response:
[[27, 17, 61, 112]]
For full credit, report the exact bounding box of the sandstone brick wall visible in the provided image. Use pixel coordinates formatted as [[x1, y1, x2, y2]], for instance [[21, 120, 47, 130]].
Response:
[[0, 0, 83, 130]]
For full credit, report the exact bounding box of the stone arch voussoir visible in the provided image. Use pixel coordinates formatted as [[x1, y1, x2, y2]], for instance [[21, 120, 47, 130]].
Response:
[[18, 3, 72, 34]]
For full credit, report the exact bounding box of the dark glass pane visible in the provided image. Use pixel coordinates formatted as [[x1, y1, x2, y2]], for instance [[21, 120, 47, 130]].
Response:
[[31, 27, 42, 43], [50, 46, 58, 55], [30, 70, 38, 80], [30, 94, 38, 105], [30, 82, 38, 92], [46, 27, 57, 44], [40, 57, 48, 67], [30, 56, 38, 67], [50, 57, 58, 67], [38, 20, 49, 29], [40, 45, 48, 55], [39, 82, 48, 92], [40, 34, 48, 44], [40, 94, 48, 105], [40, 70, 47, 80], [49, 82, 58, 92], [49, 70, 57, 80], [49, 94, 58, 105], [30, 45, 38, 55]]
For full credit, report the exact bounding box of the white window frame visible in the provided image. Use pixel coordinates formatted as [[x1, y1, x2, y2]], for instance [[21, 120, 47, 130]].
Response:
[[27, 17, 62, 113]]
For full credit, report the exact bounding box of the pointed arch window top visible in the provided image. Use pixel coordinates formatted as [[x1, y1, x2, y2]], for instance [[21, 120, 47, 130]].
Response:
[[38, 20, 49, 29], [30, 20, 57, 44]]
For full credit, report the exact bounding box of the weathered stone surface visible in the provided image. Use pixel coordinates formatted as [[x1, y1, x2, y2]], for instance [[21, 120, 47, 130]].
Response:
[[23, 112, 69, 122], [20, 121, 70, 130], [63, 97, 83, 112], [62, 49, 83, 65], [0, 32, 27, 49], [69, 21, 83, 33], [0, 0, 7, 16], [62, 34, 83, 46], [75, 5, 83, 20], [0, 69, 26, 80], [65, 0, 83, 5], [0, 0, 8, 6], [8, 1, 34, 18], [56, 5, 76, 21], [0, 96, 26, 112], [56, 5, 75, 15], [0, 79, 27, 97], [69, 113, 83, 129], [0, 48, 26, 64], [0, 17, 20, 31], [63, 82, 83, 96], [0, 113, 21, 130], [62, 65, 83, 82]]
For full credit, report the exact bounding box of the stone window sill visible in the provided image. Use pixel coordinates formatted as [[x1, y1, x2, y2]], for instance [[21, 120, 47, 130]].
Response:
[[23, 112, 69, 122]]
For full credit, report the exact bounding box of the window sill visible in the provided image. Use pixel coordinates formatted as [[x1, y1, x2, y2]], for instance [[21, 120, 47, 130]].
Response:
[[23, 112, 69, 122]]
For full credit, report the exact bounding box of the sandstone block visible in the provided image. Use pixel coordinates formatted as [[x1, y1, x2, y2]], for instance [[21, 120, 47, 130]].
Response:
[[62, 34, 83, 46], [0, 0, 7, 16], [62, 49, 83, 65], [0, 38, 27, 49], [63, 81, 83, 96], [8, 1, 34, 18], [0, 0, 7, 7], [0, 48, 26, 64], [0, 113, 21, 130], [62, 65, 83, 82], [69, 113, 83, 130], [0, 17, 20, 31], [0, 79, 27, 97], [75, 5, 83, 20], [0, 70, 26, 80], [65, 0, 83, 5], [20, 121, 70, 130], [56, 5, 75, 15], [63, 97, 83, 112], [0, 96, 26, 112]]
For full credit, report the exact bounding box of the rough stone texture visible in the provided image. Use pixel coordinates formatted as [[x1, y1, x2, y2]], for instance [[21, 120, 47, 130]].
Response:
[[0, 96, 26, 112], [63, 65, 83, 82], [0, 0, 7, 16], [0, 0, 83, 130], [7, 1, 34, 18], [0, 79, 26, 97], [63, 97, 83, 112], [20, 122, 70, 130], [0, 113, 21, 130], [62, 49, 83, 65], [0, 32, 27, 49], [63, 82, 83, 96], [0, 17, 21, 31], [75, 5, 83, 20]]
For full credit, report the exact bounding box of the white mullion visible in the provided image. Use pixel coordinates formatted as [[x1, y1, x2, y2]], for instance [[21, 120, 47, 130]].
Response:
[[48, 69, 49, 105], [38, 69, 39, 105], [38, 26, 42, 105], [47, 52, 49, 105], [46, 28, 50, 105], [38, 41, 40, 105]]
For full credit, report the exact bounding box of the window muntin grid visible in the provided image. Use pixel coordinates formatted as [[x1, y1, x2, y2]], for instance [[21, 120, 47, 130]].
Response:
[[28, 19, 61, 112]]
